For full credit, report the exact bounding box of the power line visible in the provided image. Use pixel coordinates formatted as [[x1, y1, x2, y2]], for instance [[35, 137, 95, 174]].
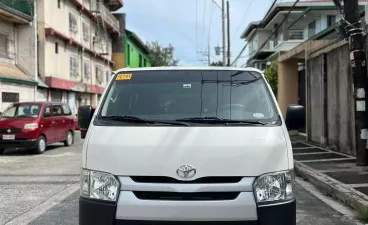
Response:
[[200, 0, 207, 52], [231, 0, 279, 66], [231, 0, 254, 43]]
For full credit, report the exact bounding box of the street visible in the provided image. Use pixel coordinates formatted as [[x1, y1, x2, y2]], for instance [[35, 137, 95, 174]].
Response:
[[0, 140, 359, 225]]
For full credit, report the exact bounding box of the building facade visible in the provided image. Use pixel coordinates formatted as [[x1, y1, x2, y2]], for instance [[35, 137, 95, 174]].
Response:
[[0, 0, 38, 112], [125, 29, 151, 68], [37, 0, 123, 115], [240, 0, 350, 71]]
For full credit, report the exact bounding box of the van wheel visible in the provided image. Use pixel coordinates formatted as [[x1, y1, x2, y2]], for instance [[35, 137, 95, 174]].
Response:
[[34, 136, 47, 154], [64, 131, 73, 146]]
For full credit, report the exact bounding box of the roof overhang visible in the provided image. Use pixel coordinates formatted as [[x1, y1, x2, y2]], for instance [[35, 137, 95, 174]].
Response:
[[125, 29, 150, 54], [0, 3, 32, 24], [0, 63, 37, 86]]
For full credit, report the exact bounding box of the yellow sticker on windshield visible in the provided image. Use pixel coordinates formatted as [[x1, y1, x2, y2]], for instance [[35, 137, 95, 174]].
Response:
[[116, 73, 132, 80]]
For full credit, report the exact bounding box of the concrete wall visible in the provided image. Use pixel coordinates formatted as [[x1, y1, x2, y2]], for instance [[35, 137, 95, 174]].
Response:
[[0, 82, 35, 112], [0, 20, 16, 64], [306, 43, 356, 156], [17, 21, 37, 78]]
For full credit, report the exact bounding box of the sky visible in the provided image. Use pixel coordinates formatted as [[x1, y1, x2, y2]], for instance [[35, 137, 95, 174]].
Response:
[[117, 0, 282, 67]]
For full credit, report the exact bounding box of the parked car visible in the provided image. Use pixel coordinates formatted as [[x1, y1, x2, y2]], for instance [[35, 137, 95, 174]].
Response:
[[0, 102, 75, 154]]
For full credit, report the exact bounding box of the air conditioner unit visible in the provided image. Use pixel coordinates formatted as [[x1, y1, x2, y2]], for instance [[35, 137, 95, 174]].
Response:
[[93, 36, 101, 43]]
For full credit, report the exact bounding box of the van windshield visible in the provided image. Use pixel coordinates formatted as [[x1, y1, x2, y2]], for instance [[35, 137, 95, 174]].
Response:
[[2, 104, 42, 118], [99, 70, 279, 123]]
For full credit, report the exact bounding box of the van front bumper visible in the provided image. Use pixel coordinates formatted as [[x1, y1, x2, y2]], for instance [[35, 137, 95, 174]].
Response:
[[0, 139, 37, 149], [79, 196, 296, 225]]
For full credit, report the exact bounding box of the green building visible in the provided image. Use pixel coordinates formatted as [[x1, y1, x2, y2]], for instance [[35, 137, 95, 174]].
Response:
[[125, 29, 151, 68]]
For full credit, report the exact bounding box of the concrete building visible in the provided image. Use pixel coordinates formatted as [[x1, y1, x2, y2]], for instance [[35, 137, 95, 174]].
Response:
[[0, 0, 38, 112], [37, 0, 123, 115], [240, 0, 345, 71], [125, 29, 151, 68]]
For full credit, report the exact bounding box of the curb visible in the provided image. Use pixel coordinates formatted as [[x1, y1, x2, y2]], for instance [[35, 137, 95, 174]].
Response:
[[295, 161, 368, 213]]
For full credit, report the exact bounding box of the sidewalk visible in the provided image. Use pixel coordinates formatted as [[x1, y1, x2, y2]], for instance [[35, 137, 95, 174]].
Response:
[[291, 135, 368, 220]]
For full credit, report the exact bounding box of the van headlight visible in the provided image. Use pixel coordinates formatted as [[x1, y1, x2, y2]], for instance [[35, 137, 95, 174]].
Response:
[[253, 170, 294, 205], [24, 123, 38, 129], [80, 168, 120, 202]]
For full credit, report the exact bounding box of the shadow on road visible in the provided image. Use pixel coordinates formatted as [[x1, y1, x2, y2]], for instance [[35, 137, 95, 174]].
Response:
[[2, 144, 67, 156]]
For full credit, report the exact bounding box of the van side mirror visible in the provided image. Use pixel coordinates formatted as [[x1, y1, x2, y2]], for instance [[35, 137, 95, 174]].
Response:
[[285, 105, 305, 131], [78, 105, 95, 130]]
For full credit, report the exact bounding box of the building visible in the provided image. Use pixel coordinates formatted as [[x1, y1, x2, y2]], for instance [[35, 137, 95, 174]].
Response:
[[125, 29, 151, 68], [0, 0, 38, 112], [37, 0, 124, 115], [240, 0, 348, 71]]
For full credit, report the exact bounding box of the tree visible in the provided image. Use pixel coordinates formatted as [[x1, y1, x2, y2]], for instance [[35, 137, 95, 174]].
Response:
[[263, 62, 278, 96], [146, 41, 179, 67], [210, 61, 224, 66]]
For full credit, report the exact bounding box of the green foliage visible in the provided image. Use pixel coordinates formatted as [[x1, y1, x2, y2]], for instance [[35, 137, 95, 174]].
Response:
[[210, 61, 224, 66], [264, 62, 278, 95], [146, 41, 179, 67]]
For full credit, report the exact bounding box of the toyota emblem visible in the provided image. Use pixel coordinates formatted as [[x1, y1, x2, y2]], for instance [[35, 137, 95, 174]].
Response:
[[176, 165, 196, 179]]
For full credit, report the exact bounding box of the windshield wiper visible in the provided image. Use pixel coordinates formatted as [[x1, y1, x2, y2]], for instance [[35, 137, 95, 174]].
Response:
[[176, 117, 268, 125], [101, 115, 190, 126]]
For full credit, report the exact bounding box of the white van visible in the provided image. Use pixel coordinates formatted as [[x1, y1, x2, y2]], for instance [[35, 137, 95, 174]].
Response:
[[78, 67, 305, 225]]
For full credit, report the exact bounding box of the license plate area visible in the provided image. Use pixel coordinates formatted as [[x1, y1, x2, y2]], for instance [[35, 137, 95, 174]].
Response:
[[2, 135, 15, 140]]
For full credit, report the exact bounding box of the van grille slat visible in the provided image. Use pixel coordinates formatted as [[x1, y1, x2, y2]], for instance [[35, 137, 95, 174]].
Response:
[[130, 176, 242, 184], [0, 128, 22, 134], [133, 191, 240, 201]]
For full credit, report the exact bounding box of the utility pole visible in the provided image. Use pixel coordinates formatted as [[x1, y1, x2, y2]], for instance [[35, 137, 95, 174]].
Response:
[[343, 0, 368, 165], [226, 0, 230, 66], [221, 0, 226, 66]]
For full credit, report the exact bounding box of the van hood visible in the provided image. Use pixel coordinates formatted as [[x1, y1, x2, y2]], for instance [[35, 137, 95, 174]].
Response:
[[0, 117, 37, 129], [85, 126, 290, 178]]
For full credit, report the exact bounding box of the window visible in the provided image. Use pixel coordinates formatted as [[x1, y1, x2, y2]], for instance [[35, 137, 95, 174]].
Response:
[[43, 106, 51, 117], [127, 44, 131, 65], [139, 54, 142, 67], [70, 56, 79, 77], [58, 0, 61, 8], [62, 104, 72, 115], [308, 20, 316, 38], [2, 104, 41, 118], [69, 13, 78, 33], [0, 34, 9, 58], [84, 61, 90, 78], [55, 42, 58, 54], [100, 70, 278, 122], [327, 15, 336, 27], [144, 58, 147, 67], [52, 105, 63, 116], [95, 66, 103, 84], [83, 22, 90, 41], [2, 92, 19, 103]]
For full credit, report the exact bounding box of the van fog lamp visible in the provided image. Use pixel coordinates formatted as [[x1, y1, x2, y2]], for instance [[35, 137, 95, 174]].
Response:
[[80, 169, 120, 202], [253, 170, 294, 205]]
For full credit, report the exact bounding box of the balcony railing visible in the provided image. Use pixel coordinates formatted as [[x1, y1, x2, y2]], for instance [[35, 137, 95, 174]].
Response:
[[0, 0, 33, 17], [92, 2, 119, 32]]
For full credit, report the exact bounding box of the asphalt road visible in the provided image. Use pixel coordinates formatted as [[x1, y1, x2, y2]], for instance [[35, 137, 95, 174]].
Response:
[[0, 140, 361, 225]]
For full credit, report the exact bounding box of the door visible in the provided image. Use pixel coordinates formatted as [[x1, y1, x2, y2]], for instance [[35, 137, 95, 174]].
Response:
[[51, 105, 65, 142], [39, 105, 55, 144]]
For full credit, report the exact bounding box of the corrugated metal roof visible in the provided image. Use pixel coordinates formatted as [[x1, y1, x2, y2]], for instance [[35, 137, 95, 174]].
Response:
[[0, 62, 37, 85]]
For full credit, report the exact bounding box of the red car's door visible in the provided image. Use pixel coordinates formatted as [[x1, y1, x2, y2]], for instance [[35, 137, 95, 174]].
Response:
[[51, 104, 65, 142], [39, 105, 55, 144]]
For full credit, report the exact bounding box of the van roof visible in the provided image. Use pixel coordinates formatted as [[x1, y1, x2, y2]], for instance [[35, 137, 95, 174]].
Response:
[[114, 66, 263, 74]]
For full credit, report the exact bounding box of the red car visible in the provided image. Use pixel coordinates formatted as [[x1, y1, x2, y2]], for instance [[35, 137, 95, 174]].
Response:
[[0, 102, 75, 154]]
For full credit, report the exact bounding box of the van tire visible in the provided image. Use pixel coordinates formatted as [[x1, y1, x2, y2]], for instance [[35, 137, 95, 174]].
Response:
[[34, 136, 47, 154], [64, 131, 73, 147]]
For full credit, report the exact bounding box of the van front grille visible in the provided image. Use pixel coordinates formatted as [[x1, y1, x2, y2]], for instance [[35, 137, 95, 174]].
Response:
[[0, 128, 22, 134], [130, 176, 242, 184], [133, 191, 240, 201]]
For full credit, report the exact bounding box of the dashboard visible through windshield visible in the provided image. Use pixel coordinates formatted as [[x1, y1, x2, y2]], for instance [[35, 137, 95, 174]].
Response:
[[97, 70, 280, 126]]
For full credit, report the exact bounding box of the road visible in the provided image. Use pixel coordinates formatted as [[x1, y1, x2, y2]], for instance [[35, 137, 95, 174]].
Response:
[[0, 140, 360, 225]]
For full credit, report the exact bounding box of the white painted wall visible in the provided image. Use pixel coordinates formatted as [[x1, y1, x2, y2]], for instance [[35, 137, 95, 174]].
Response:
[[36, 88, 48, 101], [0, 82, 35, 112]]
